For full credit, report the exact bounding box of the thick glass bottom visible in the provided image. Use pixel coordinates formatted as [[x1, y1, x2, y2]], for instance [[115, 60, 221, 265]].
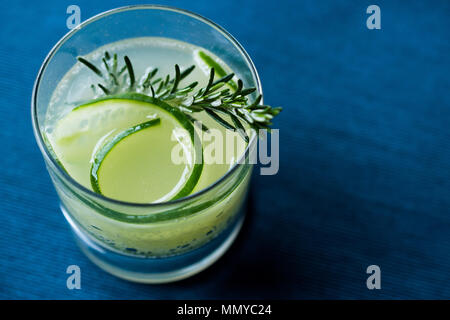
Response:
[[61, 204, 245, 283]]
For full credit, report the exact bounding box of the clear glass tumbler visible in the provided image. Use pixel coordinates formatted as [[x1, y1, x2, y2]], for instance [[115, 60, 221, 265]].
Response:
[[32, 5, 261, 283]]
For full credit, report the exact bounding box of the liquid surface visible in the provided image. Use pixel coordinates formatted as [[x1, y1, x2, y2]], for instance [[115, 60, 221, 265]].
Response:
[[45, 37, 248, 203]]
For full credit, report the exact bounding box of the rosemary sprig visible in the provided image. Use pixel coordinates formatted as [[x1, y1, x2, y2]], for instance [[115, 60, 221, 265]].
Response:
[[77, 51, 282, 141]]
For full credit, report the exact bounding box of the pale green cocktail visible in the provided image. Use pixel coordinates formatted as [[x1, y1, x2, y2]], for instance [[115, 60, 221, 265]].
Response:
[[33, 6, 278, 282], [45, 37, 251, 257]]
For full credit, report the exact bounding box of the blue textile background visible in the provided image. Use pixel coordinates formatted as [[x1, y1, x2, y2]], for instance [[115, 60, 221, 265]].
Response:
[[0, 0, 449, 299]]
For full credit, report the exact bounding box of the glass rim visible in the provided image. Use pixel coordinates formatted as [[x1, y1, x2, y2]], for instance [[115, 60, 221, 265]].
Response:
[[31, 4, 261, 209]]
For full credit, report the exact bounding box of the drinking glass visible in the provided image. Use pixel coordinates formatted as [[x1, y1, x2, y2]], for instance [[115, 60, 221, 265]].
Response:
[[32, 5, 261, 283]]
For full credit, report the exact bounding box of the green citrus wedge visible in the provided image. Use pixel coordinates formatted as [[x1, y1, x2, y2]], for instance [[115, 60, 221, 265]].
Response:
[[90, 118, 160, 196], [50, 93, 203, 203]]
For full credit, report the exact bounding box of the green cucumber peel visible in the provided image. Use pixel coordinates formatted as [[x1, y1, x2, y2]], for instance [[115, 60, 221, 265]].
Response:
[[198, 51, 238, 90], [83, 93, 204, 201], [90, 118, 161, 195]]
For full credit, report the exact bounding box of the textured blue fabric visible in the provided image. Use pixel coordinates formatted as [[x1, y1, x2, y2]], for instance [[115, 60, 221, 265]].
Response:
[[0, 0, 449, 299]]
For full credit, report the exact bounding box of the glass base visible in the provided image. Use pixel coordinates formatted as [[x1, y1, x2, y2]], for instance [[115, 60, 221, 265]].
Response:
[[61, 204, 245, 283]]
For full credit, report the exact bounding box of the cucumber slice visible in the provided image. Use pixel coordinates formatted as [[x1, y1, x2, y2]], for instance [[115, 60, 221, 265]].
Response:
[[196, 51, 238, 90], [90, 118, 161, 196], [49, 93, 203, 202]]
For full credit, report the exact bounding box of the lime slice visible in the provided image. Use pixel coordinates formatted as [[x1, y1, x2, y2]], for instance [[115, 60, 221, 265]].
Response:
[[50, 93, 203, 202], [90, 118, 160, 197]]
